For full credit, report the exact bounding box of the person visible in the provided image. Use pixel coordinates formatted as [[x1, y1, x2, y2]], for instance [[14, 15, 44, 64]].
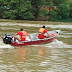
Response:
[[38, 26, 49, 39], [14, 28, 32, 42]]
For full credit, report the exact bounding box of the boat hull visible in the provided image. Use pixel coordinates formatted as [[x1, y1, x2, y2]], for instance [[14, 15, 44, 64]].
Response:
[[2, 30, 60, 46], [11, 36, 56, 46]]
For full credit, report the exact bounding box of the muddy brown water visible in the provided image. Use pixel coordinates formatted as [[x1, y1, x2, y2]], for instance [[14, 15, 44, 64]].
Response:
[[0, 19, 72, 72]]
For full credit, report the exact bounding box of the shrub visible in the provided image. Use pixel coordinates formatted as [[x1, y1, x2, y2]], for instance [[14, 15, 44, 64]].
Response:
[[50, 4, 69, 21], [39, 9, 48, 17]]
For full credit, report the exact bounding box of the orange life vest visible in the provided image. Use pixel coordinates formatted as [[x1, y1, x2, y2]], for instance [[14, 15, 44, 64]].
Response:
[[38, 28, 45, 35]]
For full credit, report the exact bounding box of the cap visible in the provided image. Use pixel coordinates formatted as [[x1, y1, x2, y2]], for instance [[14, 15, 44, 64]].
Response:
[[42, 26, 45, 28], [20, 28, 23, 31]]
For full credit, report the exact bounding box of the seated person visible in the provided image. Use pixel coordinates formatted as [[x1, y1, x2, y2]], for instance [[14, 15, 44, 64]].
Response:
[[38, 26, 49, 39], [14, 28, 32, 42]]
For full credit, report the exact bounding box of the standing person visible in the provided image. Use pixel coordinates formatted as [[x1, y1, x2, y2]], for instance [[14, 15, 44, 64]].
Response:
[[14, 28, 32, 42], [38, 26, 49, 39]]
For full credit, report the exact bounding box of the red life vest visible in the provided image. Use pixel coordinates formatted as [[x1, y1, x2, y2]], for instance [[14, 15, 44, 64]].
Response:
[[19, 31, 28, 41]]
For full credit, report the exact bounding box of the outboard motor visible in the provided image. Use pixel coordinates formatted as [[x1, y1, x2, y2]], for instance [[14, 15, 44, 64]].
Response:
[[55, 30, 60, 34], [3, 34, 13, 44]]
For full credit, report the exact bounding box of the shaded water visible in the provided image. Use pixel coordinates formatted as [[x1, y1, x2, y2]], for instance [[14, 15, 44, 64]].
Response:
[[0, 19, 72, 72]]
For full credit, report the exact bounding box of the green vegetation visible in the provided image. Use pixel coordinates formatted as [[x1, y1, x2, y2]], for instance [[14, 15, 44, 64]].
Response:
[[50, 4, 70, 21], [0, 0, 72, 21], [39, 10, 48, 17]]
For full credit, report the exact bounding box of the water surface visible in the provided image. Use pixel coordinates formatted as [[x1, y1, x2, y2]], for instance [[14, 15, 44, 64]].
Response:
[[0, 19, 72, 72]]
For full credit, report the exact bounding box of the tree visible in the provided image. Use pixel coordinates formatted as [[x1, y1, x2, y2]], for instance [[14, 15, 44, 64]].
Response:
[[0, 0, 10, 18], [0, 0, 71, 21], [53, 0, 67, 6], [45, 0, 54, 6], [31, 0, 46, 18], [3, 0, 34, 20], [50, 4, 69, 21], [69, 2, 72, 18]]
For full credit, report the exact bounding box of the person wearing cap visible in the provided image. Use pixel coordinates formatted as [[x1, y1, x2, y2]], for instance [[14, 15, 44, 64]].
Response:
[[38, 26, 49, 39], [14, 28, 32, 42]]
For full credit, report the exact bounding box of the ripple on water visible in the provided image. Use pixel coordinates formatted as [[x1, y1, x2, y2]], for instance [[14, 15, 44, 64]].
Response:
[[45, 39, 72, 48], [0, 22, 72, 30], [32, 39, 72, 48], [0, 40, 14, 49]]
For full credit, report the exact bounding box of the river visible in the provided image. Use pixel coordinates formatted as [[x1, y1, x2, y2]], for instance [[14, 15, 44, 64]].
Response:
[[0, 19, 72, 72]]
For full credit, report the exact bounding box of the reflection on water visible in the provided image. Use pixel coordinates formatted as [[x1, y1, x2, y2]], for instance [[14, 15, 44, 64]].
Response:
[[37, 47, 46, 60], [0, 46, 72, 72], [0, 19, 72, 72], [15, 47, 26, 61]]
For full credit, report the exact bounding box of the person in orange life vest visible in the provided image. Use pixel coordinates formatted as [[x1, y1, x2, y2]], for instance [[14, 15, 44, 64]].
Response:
[[14, 28, 32, 42], [38, 26, 49, 39]]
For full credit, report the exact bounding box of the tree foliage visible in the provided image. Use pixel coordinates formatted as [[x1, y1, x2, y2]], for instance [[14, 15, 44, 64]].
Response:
[[39, 10, 48, 17], [2, 0, 35, 20], [0, 0, 72, 21], [51, 4, 69, 20]]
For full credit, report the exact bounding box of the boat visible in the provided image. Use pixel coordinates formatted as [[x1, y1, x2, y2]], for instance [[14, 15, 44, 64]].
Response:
[[2, 30, 60, 46]]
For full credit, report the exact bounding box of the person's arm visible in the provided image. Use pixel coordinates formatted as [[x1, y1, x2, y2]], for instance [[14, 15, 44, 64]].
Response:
[[13, 31, 21, 37], [13, 33, 17, 37], [44, 30, 50, 37], [27, 34, 32, 41], [46, 32, 50, 37]]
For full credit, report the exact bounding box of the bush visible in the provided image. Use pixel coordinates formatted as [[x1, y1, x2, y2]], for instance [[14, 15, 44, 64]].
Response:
[[50, 9, 58, 21], [58, 4, 69, 19], [50, 4, 69, 21], [39, 9, 48, 17], [69, 2, 72, 18], [3, 10, 17, 19]]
